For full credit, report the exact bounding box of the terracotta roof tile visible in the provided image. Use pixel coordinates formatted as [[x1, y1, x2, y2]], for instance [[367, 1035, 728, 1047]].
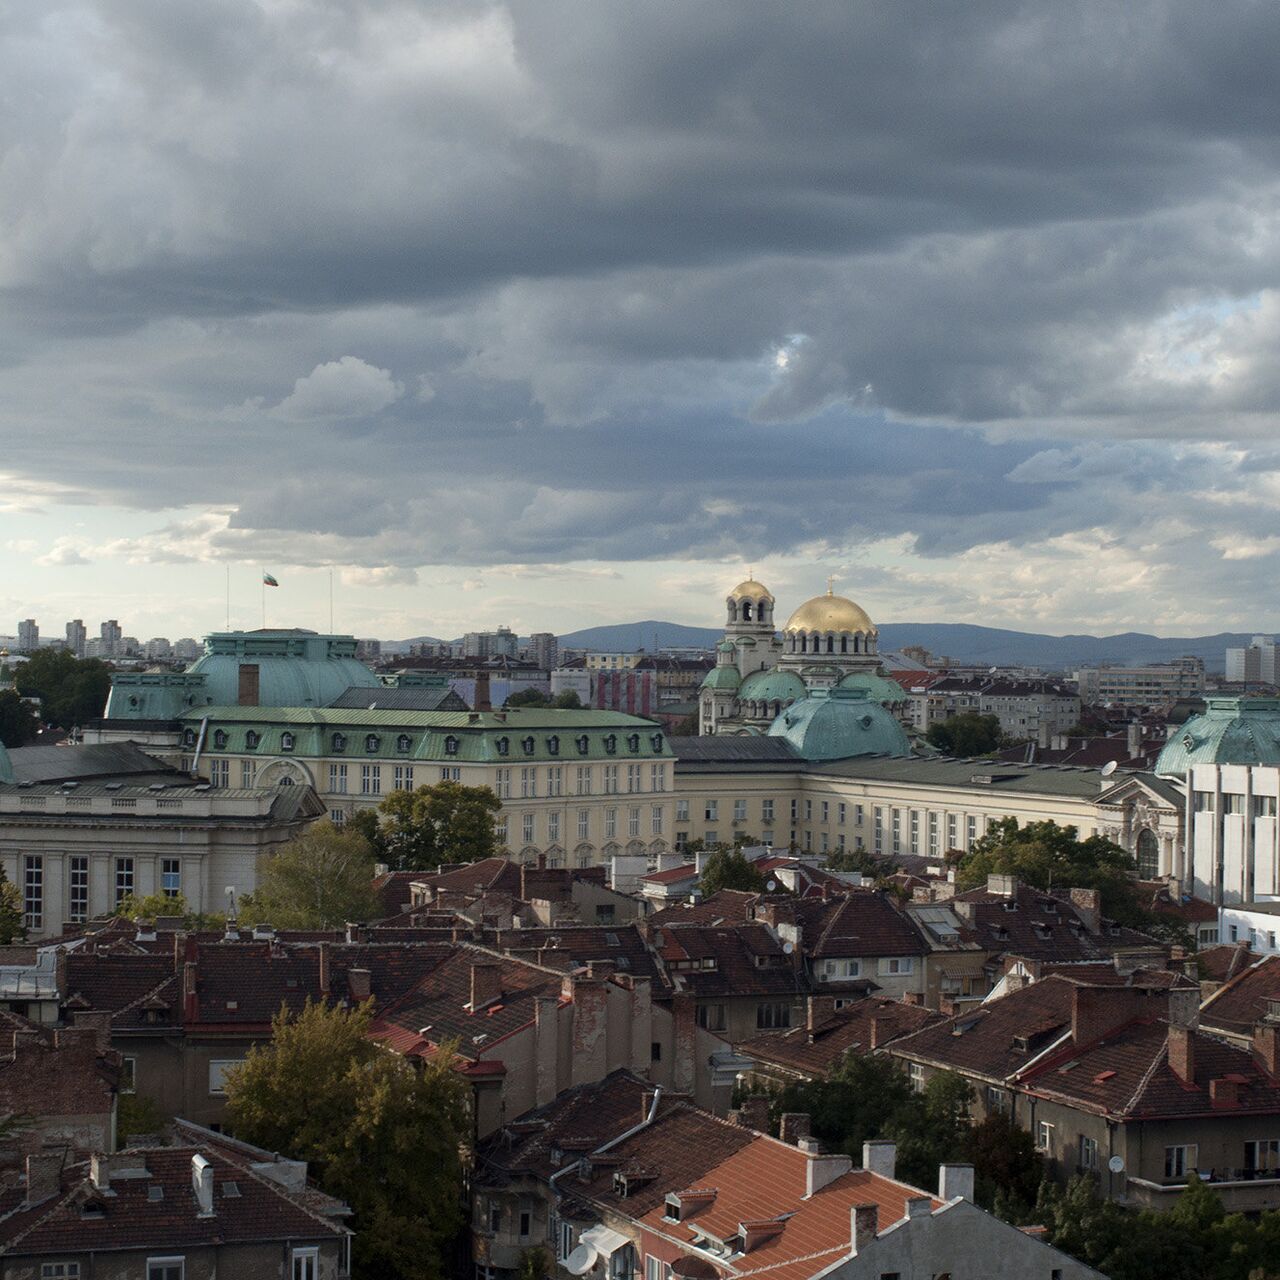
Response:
[[1200, 954, 1280, 1037]]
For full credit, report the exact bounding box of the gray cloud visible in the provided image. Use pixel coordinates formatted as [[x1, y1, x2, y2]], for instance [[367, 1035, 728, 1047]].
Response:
[[3, 0, 1280, 622]]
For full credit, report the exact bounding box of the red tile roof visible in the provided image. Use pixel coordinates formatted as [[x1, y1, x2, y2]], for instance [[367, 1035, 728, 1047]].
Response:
[[654, 924, 803, 999], [642, 865, 699, 886], [1200, 955, 1280, 1037], [648, 891, 759, 927], [792, 892, 927, 962]]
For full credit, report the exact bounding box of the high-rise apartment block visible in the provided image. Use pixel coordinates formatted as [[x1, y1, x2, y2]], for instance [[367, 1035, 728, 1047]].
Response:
[[1226, 636, 1279, 686], [16, 619, 38, 653], [462, 626, 518, 659], [99, 619, 122, 657], [66, 619, 86, 657], [529, 631, 559, 670]]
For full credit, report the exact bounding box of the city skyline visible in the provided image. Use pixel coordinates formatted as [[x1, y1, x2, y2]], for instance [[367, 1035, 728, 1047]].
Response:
[[6, 5, 1280, 638]]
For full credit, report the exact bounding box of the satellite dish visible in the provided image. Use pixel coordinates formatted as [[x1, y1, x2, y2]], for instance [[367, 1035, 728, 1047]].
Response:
[[766, 879, 778, 892], [1101, 760, 1118, 777], [1108, 1155, 1125, 1174], [782, 941, 794, 955], [566, 1246, 597, 1276]]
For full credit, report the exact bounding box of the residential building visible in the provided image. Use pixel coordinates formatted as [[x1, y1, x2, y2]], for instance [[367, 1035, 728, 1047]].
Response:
[[585, 651, 645, 671], [15, 620, 37, 655], [1226, 636, 1279, 686], [1199, 955, 1280, 1048], [529, 632, 559, 670], [65, 619, 86, 658], [906, 675, 1080, 739], [0, 1134, 352, 1278], [464, 627, 519, 660], [99, 619, 122, 658], [1185, 761, 1280, 905], [1218, 903, 1280, 955], [142, 637, 172, 660], [1074, 658, 1206, 709]]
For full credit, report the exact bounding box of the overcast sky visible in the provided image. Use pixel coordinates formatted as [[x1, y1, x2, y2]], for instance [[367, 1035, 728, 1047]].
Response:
[[4, 1, 1280, 642]]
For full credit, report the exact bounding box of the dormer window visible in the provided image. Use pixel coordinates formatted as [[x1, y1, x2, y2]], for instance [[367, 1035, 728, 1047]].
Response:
[[365, 734, 380, 753], [522, 736, 535, 755], [497, 737, 510, 757], [245, 731, 260, 750], [213, 729, 228, 750], [604, 735, 617, 755], [664, 1196, 682, 1222], [183, 728, 196, 748], [280, 732, 295, 753], [396, 734, 412, 753], [651, 733, 664, 752], [547, 735, 560, 755], [332, 733, 347, 753], [576, 735, 590, 755], [444, 735, 460, 756], [627, 734, 640, 753]]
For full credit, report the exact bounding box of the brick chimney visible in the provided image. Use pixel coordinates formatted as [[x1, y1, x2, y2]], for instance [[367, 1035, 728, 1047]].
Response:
[[470, 963, 503, 1011], [851, 1203, 879, 1253], [807, 995, 837, 1036], [779, 1112, 811, 1145], [1070, 985, 1160, 1046], [1254, 1022, 1280, 1076], [1210, 1077, 1239, 1108], [1168, 1025, 1195, 1084], [69, 1009, 113, 1052], [347, 968, 372, 1001], [1069, 888, 1101, 935], [735, 1095, 770, 1132], [317, 942, 331, 997]]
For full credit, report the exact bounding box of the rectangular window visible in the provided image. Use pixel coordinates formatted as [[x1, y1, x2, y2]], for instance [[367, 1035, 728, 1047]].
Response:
[[495, 819, 508, 846], [756, 1002, 791, 1030], [578, 809, 590, 840], [328, 763, 348, 793], [393, 765, 415, 791], [791, 798, 798, 821], [761, 830, 774, 846], [879, 957, 914, 976], [522, 812, 535, 844], [734, 798, 748, 821], [361, 764, 381, 795], [627, 764, 642, 792], [646, 1256, 662, 1280], [762, 799, 774, 823], [928, 812, 939, 854], [240, 759, 256, 788], [873, 806, 884, 853], [1223, 793, 1245, 815], [1036, 1121, 1054, 1152], [576, 766, 592, 795], [821, 801, 829, 823], [161, 858, 181, 898], [208, 1060, 244, 1095], [114, 857, 134, 906], [652, 805, 664, 835], [604, 765, 619, 794], [891, 809, 901, 853], [69, 855, 89, 923], [908, 1062, 924, 1093], [1254, 795, 1279, 818], [947, 814, 958, 847], [820, 833, 829, 853], [1193, 790, 1215, 812], [521, 767, 536, 798], [439, 765, 460, 781], [676, 799, 690, 822], [1079, 1135, 1099, 1172], [629, 807, 641, 838], [804, 799, 813, 821], [838, 802, 846, 824], [41, 1266, 82, 1279], [146, 1263, 184, 1280], [966, 815, 977, 846], [705, 800, 718, 821], [210, 759, 230, 788], [22, 856, 42, 930], [548, 766, 563, 797], [495, 768, 511, 799], [909, 809, 920, 854], [605, 808, 617, 838], [548, 812, 561, 843], [1165, 1145, 1197, 1179], [1245, 1139, 1280, 1173], [651, 763, 666, 792], [706, 830, 718, 846], [696, 1003, 727, 1031], [985, 1086, 1011, 1116], [292, 1249, 319, 1280], [330, 808, 347, 826]]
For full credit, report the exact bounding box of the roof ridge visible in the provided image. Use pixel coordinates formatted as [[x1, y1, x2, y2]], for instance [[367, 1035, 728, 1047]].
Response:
[[113, 971, 180, 1020], [1121, 1037, 1171, 1117], [3, 1175, 87, 1250]]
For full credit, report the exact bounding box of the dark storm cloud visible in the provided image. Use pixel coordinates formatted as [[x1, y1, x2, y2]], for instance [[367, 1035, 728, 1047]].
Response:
[[3, 0, 1280, 590]]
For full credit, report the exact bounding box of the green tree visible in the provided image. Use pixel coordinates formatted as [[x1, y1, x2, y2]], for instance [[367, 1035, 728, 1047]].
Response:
[[13, 650, 112, 728], [376, 781, 502, 871], [0, 690, 39, 747], [926, 712, 1004, 756], [225, 1000, 468, 1280], [956, 817, 1149, 928], [0, 868, 24, 944], [966, 1113, 1044, 1217], [699, 846, 766, 895], [240, 822, 381, 929], [114, 891, 190, 921], [551, 689, 583, 709], [505, 688, 550, 708], [671, 712, 699, 735], [117, 1093, 168, 1145], [519, 1247, 551, 1280]]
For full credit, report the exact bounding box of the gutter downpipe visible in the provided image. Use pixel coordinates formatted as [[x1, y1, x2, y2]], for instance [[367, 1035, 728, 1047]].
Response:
[[190, 716, 210, 774]]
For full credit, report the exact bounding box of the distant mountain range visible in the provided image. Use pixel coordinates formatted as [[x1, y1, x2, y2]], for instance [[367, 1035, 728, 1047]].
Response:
[[390, 620, 1262, 672]]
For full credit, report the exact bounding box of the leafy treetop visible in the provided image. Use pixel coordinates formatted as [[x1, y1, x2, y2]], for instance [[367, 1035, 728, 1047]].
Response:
[[13, 650, 111, 729]]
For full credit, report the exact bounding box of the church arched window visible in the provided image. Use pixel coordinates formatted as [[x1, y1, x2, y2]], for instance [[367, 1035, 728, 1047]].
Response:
[[742, 601, 753, 621], [827, 634, 835, 653], [840, 636, 848, 654]]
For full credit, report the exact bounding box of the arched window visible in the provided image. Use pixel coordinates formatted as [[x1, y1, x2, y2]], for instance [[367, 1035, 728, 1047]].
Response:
[[576, 735, 590, 755], [742, 601, 753, 621], [331, 733, 346, 753], [827, 634, 834, 653], [365, 734, 380, 753], [604, 735, 617, 755], [547, 735, 560, 755], [799, 634, 807, 653], [650, 733, 663, 752], [521, 736, 535, 755], [182, 728, 196, 748], [444, 735, 459, 756], [245, 730, 260, 750], [1136, 829, 1160, 879], [396, 734, 412, 753], [627, 734, 640, 753], [280, 732, 295, 753], [497, 737, 510, 756], [840, 636, 848, 654], [212, 729, 227, 749]]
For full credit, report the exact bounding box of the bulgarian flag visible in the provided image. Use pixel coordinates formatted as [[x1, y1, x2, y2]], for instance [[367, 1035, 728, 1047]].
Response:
[[262, 572, 279, 587]]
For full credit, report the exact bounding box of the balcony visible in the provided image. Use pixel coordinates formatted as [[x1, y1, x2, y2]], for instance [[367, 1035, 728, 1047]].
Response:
[[1124, 1172, 1280, 1214]]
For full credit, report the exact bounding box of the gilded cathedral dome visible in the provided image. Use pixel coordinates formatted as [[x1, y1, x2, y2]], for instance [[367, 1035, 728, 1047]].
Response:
[[784, 587, 875, 635]]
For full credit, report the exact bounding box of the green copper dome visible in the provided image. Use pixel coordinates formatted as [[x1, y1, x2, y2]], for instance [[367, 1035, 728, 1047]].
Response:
[[738, 668, 808, 703], [701, 664, 742, 692], [716, 639, 736, 654], [767, 686, 911, 761], [1155, 697, 1280, 777], [838, 670, 907, 704], [0, 740, 12, 785]]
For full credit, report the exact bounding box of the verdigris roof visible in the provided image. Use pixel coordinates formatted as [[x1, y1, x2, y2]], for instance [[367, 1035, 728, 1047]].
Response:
[[1154, 697, 1280, 776], [838, 670, 909, 704], [671, 736, 800, 765], [767, 688, 909, 762], [700, 664, 743, 691], [327, 684, 469, 711], [738, 668, 807, 703], [0, 742, 10, 785]]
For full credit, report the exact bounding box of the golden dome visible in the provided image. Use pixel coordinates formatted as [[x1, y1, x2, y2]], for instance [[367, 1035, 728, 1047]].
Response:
[[784, 588, 875, 635], [729, 578, 774, 603]]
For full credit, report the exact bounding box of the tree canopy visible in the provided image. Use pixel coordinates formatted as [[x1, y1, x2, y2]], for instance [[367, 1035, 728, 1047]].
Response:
[[699, 846, 767, 895], [0, 690, 39, 748], [373, 780, 502, 871], [954, 817, 1155, 930], [12, 650, 112, 728], [925, 712, 1005, 756], [0, 868, 24, 944], [225, 1000, 468, 1280], [240, 821, 382, 929]]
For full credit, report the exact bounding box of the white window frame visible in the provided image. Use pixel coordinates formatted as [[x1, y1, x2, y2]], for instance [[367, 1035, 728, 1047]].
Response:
[[1165, 1144, 1197, 1179], [879, 956, 914, 976], [41, 1264, 81, 1279], [208, 1059, 245, 1096], [146, 1260, 185, 1280], [291, 1248, 320, 1280]]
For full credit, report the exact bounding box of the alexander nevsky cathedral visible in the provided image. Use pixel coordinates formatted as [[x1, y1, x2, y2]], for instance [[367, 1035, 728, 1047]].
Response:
[[698, 576, 904, 735]]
